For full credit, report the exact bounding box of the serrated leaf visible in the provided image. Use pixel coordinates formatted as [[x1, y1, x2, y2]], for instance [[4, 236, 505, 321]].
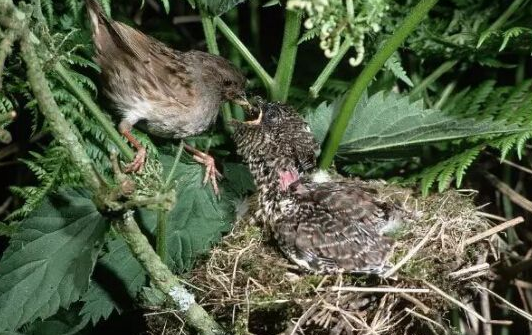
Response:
[[138, 155, 235, 272], [80, 237, 146, 325], [0, 189, 108, 331], [306, 91, 520, 157]]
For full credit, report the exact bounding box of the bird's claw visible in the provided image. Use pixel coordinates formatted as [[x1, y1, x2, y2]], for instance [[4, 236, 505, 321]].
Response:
[[192, 152, 222, 196], [124, 147, 146, 173]]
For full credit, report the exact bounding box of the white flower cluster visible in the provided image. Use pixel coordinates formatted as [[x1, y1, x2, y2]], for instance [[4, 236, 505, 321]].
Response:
[[287, 0, 389, 66]]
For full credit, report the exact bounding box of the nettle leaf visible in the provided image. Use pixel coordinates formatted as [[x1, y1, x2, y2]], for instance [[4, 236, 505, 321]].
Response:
[[306, 91, 520, 158], [80, 237, 147, 325], [0, 189, 108, 331], [139, 154, 237, 272], [193, 0, 247, 16]]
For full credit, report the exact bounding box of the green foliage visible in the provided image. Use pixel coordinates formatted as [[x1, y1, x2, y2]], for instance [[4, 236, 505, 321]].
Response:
[[0, 189, 108, 331], [9, 146, 83, 220], [384, 53, 413, 87], [416, 145, 483, 196], [79, 237, 146, 325], [443, 79, 532, 159], [139, 154, 243, 272], [305, 91, 518, 156], [190, 0, 248, 15], [289, 0, 390, 66]]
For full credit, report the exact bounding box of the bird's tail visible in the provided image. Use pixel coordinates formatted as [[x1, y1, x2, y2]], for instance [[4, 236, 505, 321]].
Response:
[[85, 0, 113, 52]]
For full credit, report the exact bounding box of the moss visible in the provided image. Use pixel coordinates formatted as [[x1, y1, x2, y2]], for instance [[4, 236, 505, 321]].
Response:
[[188, 186, 503, 335]]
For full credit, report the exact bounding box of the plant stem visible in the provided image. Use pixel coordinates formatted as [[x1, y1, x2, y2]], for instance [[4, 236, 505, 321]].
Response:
[[200, 13, 233, 128], [54, 63, 135, 161], [271, 10, 302, 102], [156, 210, 169, 263], [410, 60, 458, 98], [156, 141, 184, 262], [20, 32, 103, 192], [309, 39, 351, 98], [118, 211, 225, 335], [487, 0, 526, 32], [319, 0, 441, 169], [214, 17, 274, 93], [434, 81, 456, 110], [201, 13, 220, 55]]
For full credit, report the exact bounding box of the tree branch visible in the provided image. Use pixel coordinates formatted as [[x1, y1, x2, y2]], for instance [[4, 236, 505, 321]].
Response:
[[20, 30, 103, 191], [118, 211, 225, 335]]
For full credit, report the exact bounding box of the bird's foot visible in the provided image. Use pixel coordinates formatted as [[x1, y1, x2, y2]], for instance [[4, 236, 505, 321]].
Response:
[[192, 151, 222, 195], [124, 147, 146, 173]]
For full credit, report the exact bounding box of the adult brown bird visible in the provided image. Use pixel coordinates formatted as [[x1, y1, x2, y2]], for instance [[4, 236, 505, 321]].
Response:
[[232, 100, 405, 274], [85, 0, 248, 193]]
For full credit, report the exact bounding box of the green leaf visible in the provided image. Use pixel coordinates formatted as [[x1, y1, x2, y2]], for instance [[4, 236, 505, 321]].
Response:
[[79, 237, 147, 325], [194, 0, 247, 16], [0, 189, 108, 331], [139, 155, 235, 272], [222, 162, 256, 194], [160, 0, 170, 13], [384, 54, 414, 87], [306, 91, 520, 157]]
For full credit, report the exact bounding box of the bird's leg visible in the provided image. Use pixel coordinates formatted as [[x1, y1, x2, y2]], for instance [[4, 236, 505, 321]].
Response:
[[119, 120, 147, 173], [184, 143, 222, 195]]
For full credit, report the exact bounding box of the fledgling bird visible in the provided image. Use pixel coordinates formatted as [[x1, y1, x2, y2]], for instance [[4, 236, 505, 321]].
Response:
[[232, 100, 404, 274], [85, 0, 247, 193]]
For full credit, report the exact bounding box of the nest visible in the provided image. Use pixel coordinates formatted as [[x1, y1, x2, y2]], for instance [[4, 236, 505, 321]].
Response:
[[149, 182, 523, 335]]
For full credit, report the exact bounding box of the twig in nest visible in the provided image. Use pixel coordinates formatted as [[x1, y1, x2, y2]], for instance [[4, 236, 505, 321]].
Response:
[[286, 302, 320, 335], [425, 281, 511, 325], [448, 263, 490, 279], [324, 286, 431, 294], [480, 282, 493, 335], [464, 216, 524, 246], [398, 292, 432, 314], [474, 283, 532, 322], [383, 222, 441, 278], [404, 308, 447, 334], [484, 172, 532, 213]]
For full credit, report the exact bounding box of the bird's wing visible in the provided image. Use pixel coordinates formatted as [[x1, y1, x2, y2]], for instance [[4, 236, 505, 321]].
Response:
[[85, 1, 195, 108], [291, 182, 394, 273]]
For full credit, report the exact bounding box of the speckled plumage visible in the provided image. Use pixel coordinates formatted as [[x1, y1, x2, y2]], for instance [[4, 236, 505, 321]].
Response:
[[233, 100, 402, 274]]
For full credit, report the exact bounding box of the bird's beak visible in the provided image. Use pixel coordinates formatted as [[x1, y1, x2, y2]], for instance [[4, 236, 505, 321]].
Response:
[[244, 107, 263, 125], [231, 92, 251, 112]]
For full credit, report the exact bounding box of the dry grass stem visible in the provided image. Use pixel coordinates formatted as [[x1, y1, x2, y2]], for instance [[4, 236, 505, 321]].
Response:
[[465, 216, 525, 246]]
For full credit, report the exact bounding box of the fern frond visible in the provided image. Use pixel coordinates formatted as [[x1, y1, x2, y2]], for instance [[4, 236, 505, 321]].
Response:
[[8, 146, 83, 220], [384, 54, 414, 87], [298, 27, 320, 44], [415, 146, 483, 196]]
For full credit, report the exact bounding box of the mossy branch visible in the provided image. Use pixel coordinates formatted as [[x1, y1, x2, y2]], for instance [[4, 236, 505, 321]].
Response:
[[0, 1, 225, 333], [0, 29, 17, 90], [119, 211, 225, 335], [319, 0, 441, 169], [20, 31, 103, 191]]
